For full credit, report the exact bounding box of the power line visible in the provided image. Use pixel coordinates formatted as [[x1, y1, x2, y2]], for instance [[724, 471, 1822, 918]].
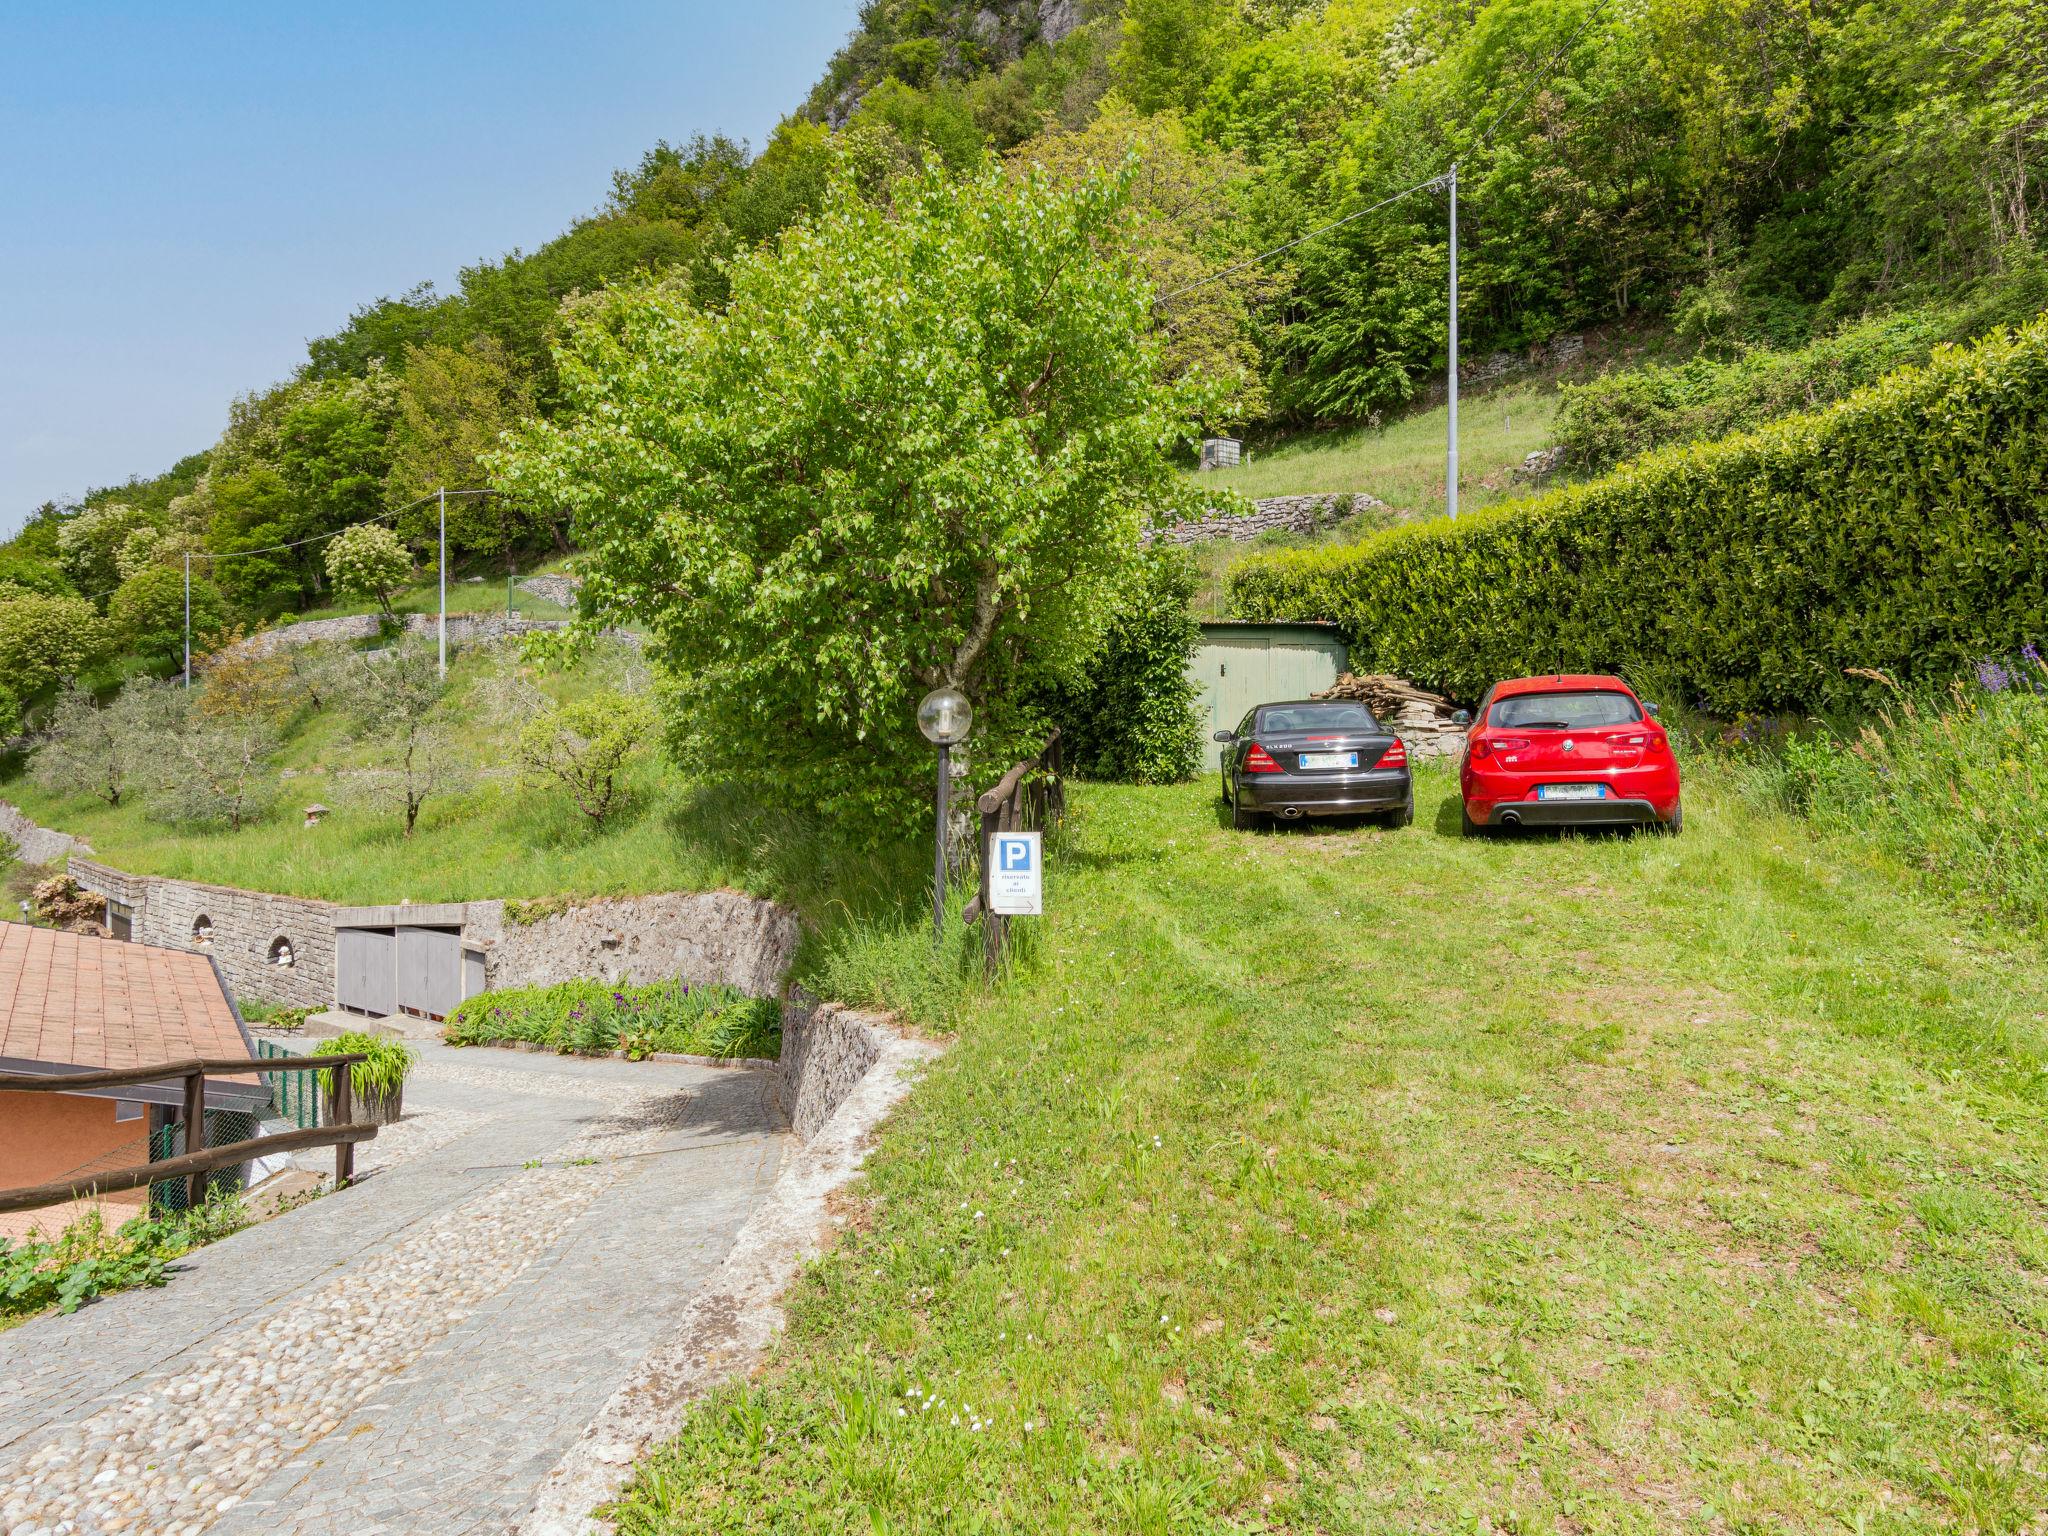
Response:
[[191, 488, 493, 562]]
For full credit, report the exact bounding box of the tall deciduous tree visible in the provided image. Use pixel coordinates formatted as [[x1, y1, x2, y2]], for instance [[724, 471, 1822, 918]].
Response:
[[324, 523, 411, 621], [385, 339, 546, 552], [495, 159, 1218, 831]]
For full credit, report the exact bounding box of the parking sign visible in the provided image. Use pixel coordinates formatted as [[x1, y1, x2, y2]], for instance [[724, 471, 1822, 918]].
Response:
[[988, 830, 1042, 916]]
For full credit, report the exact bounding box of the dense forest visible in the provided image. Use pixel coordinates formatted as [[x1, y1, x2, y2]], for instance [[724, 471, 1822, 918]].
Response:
[[3, 0, 2042, 729]]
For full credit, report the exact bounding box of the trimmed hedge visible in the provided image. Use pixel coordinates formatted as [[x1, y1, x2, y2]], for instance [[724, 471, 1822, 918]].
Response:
[[1229, 316, 2048, 714]]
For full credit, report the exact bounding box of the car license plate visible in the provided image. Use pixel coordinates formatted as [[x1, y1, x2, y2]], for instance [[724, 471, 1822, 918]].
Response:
[[1538, 783, 1607, 801], [1299, 751, 1358, 770]]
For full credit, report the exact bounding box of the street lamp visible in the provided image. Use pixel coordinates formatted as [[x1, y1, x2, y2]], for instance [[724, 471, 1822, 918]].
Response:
[[917, 685, 973, 943]]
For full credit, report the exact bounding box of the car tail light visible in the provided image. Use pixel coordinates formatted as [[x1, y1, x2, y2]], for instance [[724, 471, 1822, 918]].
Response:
[[1472, 735, 1528, 760], [1619, 733, 1667, 752], [1379, 738, 1408, 769], [1243, 743, 1283, 774]]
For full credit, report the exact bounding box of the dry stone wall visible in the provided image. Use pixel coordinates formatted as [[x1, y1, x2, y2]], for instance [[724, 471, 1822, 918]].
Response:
[[223, 612, 577, 661], [1147, 492, 1387, 548]]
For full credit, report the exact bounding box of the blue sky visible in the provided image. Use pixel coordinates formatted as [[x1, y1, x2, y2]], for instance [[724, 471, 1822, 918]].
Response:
[[0, 1, 861, 531]]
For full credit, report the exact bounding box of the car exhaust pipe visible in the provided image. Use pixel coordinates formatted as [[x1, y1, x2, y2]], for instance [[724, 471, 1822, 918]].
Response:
[[1278, 806, 1305, 820], [1499, 810, 1521, 828]]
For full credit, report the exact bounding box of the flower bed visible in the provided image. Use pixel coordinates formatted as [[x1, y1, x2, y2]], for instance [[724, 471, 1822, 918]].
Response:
[[442, 977, 781, 1061]]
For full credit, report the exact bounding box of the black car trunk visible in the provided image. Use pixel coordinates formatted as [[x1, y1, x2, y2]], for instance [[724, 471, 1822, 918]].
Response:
[[1254, 731, 1400, 773]]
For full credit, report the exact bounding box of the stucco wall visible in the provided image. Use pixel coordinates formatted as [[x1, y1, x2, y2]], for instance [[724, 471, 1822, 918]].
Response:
[[0, 1092, 150, 1216]]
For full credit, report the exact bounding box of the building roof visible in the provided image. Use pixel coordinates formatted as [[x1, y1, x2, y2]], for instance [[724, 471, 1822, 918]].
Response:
[[0, 924, 264, 1109]]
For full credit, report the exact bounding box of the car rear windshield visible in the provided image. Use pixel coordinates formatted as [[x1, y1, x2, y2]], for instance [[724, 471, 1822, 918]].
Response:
[[1490, 690, 1642, 729], [1257, 701, 1381, 733]]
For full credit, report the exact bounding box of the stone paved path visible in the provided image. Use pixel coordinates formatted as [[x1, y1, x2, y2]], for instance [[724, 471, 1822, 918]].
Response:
[[0, 1043, 786, 1536]]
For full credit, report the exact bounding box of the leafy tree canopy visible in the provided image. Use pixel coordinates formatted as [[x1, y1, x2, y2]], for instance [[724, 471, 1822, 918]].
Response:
[[496, 158, 1220, 831]]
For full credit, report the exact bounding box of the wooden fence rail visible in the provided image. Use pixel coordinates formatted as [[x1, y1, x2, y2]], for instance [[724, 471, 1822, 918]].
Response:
[[961, 727, 1065, 975], [0, 1053, 375, 1215]]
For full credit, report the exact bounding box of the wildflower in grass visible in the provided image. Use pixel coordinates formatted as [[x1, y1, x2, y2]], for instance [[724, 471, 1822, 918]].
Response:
[[1978, 660, 2012, 693]]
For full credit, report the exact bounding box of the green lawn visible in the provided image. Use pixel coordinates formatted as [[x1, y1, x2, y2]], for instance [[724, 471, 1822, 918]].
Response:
[[1197, 382, 1562, 517], [617, 761, 2048, 1534], [287, 553, 576, 624]]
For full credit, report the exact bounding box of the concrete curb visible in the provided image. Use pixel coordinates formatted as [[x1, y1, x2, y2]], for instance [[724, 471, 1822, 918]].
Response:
[[515, 1011, 940, 1536]]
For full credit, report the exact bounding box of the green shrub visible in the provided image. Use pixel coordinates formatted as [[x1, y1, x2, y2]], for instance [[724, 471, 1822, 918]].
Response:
[[1228, 316, 2048, 718], [1, 1195, 247, 1322], [110, 565, 226, 669], [1558, 265, 2048, 474], [0, 591, 115, 701], [1040, 547, 1203, 784], [1784, 655, 2048, 929], [328, 1031, 417, 1098], [443, 977, 781, 1060]]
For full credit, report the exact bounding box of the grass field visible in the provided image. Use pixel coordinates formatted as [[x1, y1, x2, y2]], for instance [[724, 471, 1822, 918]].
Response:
[[616, 761, 2048, 1534], [2, 640, 920, 934], [1198, 382, 1562, 517]]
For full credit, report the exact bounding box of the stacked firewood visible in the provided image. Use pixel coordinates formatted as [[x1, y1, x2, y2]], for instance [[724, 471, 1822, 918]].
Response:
[[1312, 673, 1466, 760]]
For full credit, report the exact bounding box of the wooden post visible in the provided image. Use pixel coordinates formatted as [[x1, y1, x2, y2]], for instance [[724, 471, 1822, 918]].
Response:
[[330, 1063, 354, 1188], [182, 1068, 206, 1211]]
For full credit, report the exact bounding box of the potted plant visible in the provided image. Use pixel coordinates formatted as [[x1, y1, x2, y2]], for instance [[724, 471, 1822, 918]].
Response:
[[329, 1031, 417, 1125]]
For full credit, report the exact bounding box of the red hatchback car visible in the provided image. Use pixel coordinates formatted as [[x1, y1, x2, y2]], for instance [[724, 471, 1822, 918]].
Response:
[[1456, 674, 1681, 835]]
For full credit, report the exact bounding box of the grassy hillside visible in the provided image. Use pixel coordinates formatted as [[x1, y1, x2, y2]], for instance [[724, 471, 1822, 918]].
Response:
[[1199, 381, 1561, 515], [614, 763, 2048, 1533], [2, 639, 916, 934]]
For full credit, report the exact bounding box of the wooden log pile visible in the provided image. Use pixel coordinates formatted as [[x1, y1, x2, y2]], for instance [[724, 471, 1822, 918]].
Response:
[[1312, 673, 1467, 760]]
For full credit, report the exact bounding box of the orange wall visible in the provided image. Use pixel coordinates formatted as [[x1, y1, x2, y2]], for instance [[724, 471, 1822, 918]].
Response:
[[0, 1090, 150, 1212]]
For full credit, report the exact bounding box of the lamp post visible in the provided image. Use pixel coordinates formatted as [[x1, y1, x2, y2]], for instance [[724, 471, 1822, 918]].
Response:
[[916, 685, 973, 944]]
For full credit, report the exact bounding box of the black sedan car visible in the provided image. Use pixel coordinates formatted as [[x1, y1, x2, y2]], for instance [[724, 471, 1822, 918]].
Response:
[[1215, 699, 1413, 830]]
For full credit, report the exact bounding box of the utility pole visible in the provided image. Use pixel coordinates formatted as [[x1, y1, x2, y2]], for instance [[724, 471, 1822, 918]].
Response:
[[437, 487, 447, 680], [1446, 161, 1460, 522], [182, 552, 192, 689]]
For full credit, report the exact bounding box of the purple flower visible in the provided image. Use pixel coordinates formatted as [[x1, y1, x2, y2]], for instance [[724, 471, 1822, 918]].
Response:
[[2024, 643, 2042, 666], [1978, 660, 2012, 693]]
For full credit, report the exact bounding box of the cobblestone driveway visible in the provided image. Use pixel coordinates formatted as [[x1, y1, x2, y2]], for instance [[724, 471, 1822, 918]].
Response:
[[0, 1044, 786, 1535]]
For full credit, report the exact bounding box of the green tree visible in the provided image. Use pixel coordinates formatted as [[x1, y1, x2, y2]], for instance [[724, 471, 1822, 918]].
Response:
[[517, 690, 656, 825], [56, 502, 162, 595], [495, 159, 1218, 832], [323, 523, 412, 621], [32, 682, 164, 807], [1039, 546, 1203, 784], [110, 566, 226, 671], [384, 340, 546, 553], [0, 592, 116, 701]]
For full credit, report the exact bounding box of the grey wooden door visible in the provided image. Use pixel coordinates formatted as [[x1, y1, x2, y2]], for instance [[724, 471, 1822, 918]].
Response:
[[336, 927, 396, 1016], [396, 926, 464, 1019], [461, 946, 487, 1002]]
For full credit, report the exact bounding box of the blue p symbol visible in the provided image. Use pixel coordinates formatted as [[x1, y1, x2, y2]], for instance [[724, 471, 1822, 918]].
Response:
[[1000, 838, 1032, 872]]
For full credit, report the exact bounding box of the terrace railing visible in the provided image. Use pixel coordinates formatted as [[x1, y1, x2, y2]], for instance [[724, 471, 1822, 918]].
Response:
[[961, 727, 1065, 975], [0, 1054, 377, 1217]]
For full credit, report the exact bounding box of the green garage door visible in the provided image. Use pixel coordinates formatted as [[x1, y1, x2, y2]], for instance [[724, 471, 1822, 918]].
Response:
[[1192, 623, 1348, 769]]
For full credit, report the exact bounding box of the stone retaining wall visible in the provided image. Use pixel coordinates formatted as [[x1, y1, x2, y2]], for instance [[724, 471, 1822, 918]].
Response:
[[224, 612, 574, 661], [62, 853, 799, 1011], [777, 991, 891, 1143], [515, 574, 583, 608], [461, 892, 801, 999], [70, 858, 341, 1010], [1146, 492, 1386, 547], [0, 801, 90, 866]]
